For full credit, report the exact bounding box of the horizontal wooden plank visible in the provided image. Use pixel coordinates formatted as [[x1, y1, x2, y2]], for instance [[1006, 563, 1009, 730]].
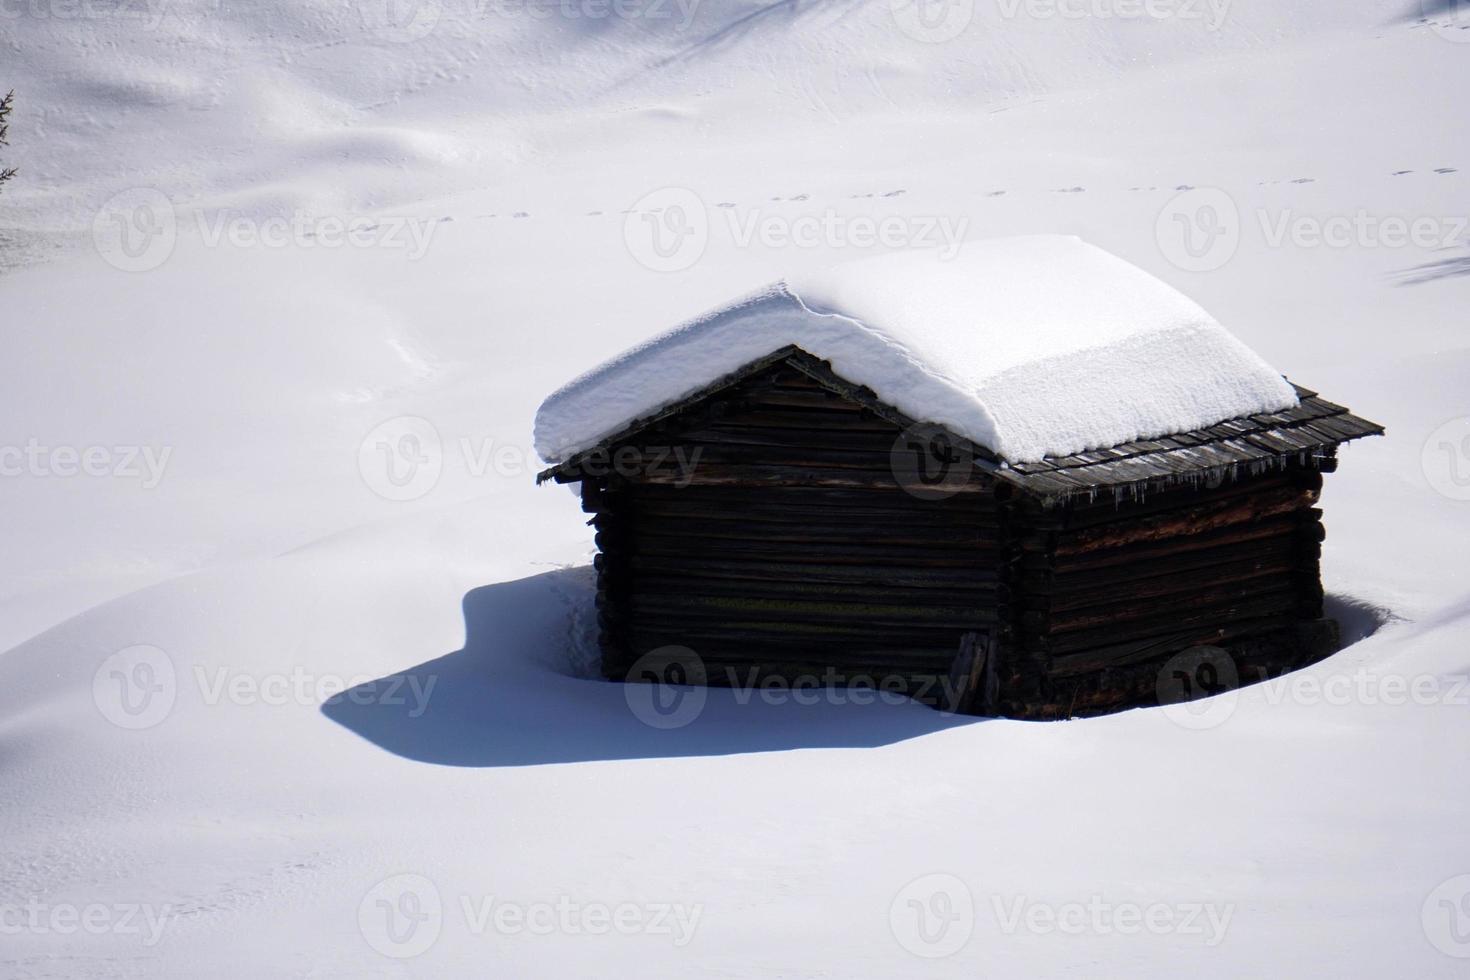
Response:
[[1054, 485, 1315, 555], [626, 555, 1001, 588], [1046, 615, 1308, 677], [627, 575, 995, 606], [1045, 553, 1302, 613], [629, 592, 987, 625], [619, 520, 995, 549], [1047, 513, 1307, 574], [1048, 575, 1304, 635], [1046, 589, 1304, 655]]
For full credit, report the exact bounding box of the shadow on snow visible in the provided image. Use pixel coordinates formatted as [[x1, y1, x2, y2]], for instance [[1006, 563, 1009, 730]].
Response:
[[321, 567, 981, 768]]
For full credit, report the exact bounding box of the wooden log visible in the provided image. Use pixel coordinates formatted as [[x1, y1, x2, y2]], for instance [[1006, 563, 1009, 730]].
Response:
[[631, 574, 995, 606], [1044, 513, 1305, 574], [615, 533, 998, 566], [1046, 591, 1304, 657], [1047, 534, 1301, 594], [1047, 575, 1301, 635], [626, 555, 1000, 588], [697, 407, 900, 432], [1046, 615, 1310, 677], [1056, 469, 1320, 531], [945, 631, 997, 714], [630, 463, 988, 491], [1052, 485, 1315, 555], [623, 493, 998, 523], [1046, 555, 1301, 614], [613, 518, 994, 548], [629, 592, 988, 626]]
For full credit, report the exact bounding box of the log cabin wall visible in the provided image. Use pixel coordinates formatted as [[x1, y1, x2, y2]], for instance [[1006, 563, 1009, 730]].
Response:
[[1005, 463, 1334, 718], [580, 360, 1005, 705]]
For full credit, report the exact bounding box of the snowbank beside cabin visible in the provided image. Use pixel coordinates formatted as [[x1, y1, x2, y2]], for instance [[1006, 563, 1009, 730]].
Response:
[[533, 236, 1299, 465]]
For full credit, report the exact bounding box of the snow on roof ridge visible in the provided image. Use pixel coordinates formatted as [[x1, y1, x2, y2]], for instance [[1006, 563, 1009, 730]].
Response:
[[533, 236, 1298, 466]]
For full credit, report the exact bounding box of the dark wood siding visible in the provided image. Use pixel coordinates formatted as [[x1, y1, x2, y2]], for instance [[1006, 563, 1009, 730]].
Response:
[[1006, 465, 1334, 717], [582, 361, 1004, 704]]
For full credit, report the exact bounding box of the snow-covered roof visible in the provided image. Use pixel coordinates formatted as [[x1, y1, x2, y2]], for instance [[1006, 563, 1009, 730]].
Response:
[[534, 236, 1299, 465]]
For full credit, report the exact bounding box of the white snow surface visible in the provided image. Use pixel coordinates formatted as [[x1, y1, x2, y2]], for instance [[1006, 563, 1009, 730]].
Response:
[[2, 2, 1469, 978], [534, 236, 1299, 464]]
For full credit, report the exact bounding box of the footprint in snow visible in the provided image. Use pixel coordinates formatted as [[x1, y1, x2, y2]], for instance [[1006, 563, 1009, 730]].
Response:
[[1290, 177, 1315, 184], [716, 202, 737, 208], [1435, 167, 1458, 174], [1175, 184, 1195, 191], [1392, 170, 1413, 176], [789, 193, 810, 201], [1055, 187, 1085, 193], [986, 190, 1007, 197], [513, 212, 529, 218], [882, 189, 906, 198]]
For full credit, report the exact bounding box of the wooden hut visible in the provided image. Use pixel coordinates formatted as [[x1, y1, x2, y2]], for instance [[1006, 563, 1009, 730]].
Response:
[[534, 238, 1383, 718]]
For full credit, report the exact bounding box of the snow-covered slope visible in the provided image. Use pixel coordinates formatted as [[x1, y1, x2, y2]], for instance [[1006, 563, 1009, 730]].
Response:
[[2, 1, 1469, 976]]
